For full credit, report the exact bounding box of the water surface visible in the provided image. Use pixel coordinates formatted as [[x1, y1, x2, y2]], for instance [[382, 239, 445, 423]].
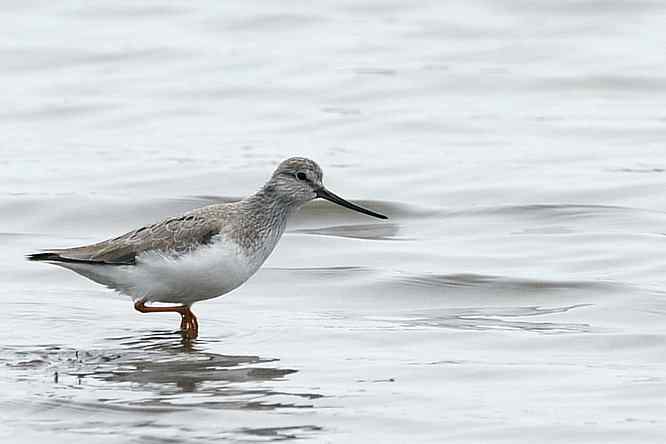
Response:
[[2, 1, 666, 442]]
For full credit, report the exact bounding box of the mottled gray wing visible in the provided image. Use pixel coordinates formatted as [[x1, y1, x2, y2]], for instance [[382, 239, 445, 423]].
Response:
[[33, 213, 221, 265]]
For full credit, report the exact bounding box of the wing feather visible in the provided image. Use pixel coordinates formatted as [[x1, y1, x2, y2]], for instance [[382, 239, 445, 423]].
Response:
[[28, 211, 221, 265]]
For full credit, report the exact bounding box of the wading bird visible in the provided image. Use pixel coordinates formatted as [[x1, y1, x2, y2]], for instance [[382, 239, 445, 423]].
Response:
[[28, 158, 387, 339]]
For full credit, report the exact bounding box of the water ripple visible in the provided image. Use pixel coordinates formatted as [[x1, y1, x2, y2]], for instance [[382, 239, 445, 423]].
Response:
[[391, 272, 617, 292], [2, 332, 321, 413], [373, 304, 595, 334], [292, 222, 404, 240]]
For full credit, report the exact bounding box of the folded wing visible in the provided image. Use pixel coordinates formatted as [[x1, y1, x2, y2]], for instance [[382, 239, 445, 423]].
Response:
[[28, 212, 221, 265]]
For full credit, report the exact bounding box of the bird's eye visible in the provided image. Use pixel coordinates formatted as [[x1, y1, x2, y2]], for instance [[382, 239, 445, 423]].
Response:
[[296, 172, 307, 181]]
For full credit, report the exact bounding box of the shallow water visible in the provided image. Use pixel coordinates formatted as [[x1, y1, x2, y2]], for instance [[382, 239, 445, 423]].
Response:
[[2, 1, 666, 442]]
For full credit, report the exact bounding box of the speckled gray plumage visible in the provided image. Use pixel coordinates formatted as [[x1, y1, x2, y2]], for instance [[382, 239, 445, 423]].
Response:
[[28, 158, 322, 265]]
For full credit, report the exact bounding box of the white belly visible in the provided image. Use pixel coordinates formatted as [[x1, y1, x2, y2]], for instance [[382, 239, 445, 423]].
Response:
[[59, 237, 261, 305]]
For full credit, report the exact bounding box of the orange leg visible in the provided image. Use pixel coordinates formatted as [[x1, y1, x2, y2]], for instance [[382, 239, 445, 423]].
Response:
[[180, 311, 189, 330], [134, 301, 199, 339], [180, 307, 198, 338], [188, 308, 199, 337]]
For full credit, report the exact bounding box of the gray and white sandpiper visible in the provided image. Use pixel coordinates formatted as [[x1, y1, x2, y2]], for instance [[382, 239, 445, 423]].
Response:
[[28, 157, 387, 339]]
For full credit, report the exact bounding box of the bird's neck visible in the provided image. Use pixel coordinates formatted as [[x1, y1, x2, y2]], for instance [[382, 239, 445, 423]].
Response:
[[231, 186, 302, 257], [245, 184, 304, 215]]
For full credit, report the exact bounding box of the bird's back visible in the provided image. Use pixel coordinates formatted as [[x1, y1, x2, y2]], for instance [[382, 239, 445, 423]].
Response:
[[28, 203, 232, 266]]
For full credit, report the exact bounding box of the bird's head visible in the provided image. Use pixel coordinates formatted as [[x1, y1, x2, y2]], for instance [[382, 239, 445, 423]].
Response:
[[266, 157, 387, 219]]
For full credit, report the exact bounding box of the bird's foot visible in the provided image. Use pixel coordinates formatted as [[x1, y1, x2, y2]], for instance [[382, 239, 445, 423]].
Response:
[[180, 308, 199, 340], [134, 300, 199, 339]]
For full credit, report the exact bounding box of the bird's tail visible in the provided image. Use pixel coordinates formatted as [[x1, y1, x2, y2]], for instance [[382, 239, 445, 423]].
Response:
[[27, 252, 63, 262]]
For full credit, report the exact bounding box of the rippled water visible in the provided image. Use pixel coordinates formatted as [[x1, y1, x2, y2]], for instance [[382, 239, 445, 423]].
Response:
[[3, 1, 666, 442]]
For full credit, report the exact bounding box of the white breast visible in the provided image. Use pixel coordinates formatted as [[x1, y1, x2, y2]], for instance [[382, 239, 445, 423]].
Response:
[[133, 239, 256, 304]]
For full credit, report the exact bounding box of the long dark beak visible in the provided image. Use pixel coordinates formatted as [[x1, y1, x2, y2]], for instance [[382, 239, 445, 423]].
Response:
[[315, 188, 388, 219]]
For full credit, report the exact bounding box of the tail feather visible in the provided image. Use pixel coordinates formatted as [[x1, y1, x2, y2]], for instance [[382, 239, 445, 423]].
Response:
[[27, 252, 63, 262], [27, 251, 127, 266]]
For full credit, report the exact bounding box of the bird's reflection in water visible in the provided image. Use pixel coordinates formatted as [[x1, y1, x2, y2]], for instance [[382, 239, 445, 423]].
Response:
[[55, 330, 322, 410]]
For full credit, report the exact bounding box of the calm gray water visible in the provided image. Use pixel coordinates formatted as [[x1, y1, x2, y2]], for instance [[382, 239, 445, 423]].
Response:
[[2, 1, 666, 442]]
